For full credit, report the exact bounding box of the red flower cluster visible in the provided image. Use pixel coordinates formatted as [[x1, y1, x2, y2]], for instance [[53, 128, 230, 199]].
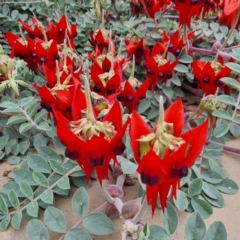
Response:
[[144, 42, 178, 90], [130, 98, 208, 213], [171, 0, 221, 27], [130, 0, 171, 18], [5, 16, 77, 71], [192, 58, 231, 95]]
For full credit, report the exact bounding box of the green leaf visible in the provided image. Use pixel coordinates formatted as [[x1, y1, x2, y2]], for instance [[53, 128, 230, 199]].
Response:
[[34, 109, 47, 123], [191, 198, 213, 218], [162, 86, 174, 98], [181, 169, 192, 187], [49, 175, 69, 196], [220, 76, 240, 90], [2, 181, 24, 198], [44, 207, 67, 233], [202, 170, 223, 184], [33, 134, 47, 150], [19, 181, 33, 200], [58, 176, 70, 190], [53, 136, 66, 152], [38, 146, 62, 163], [11, 212, 22, 230], [188, 178, 202, 196], [27, 219, 49, 240], [41, 190, 54, 204], [216, 179, 238, 194], [212, 110, 231, 120], [32, 171, 49, 188], [229, 123, 240, 137], [0, 214, 10, 231], [170, 76, 181, 86], [116, 156, 137, 174], [83, 213, 114, 235], [19, 140, 30, 154], [178, 55, 193, 64], [19, 122, 34, 134], [28, 155, 51, 173], [224, 63, 240, 75], [0, 135, 9, 150], [174, 64, 189, 73], [2, 4, 10, 15], [148, 225, 171, 240], [161, 201, 178, 234], [72, 177, 92, 189], [65, 228, 92, 240], [204, 221, 227, 240], [27, 201, 39, 218], [151, 33, 161, 39], [13, 169, 37, 186], [11, 9, 19, 19], [216, 95, 236, 106], [7, 156, 21, 165], [11, 144, 19, 156], [49, 160, 64, 175], [173, 190, 188, 212], [185, 212, 206, 240], [8, 189, 20, 209], [202, 182, 219, 199], [72, 187, 89, 217], [7, 115, 28, 125], [0, 196, 8, 214], [202, 192, 224, 208], [213, 124, 229, 138], [138, 99, 151, 114], [37, 122, 50, 131]]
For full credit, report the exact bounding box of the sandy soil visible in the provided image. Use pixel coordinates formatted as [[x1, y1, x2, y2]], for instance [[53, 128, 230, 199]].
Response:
[[0, 138, 239, 240]]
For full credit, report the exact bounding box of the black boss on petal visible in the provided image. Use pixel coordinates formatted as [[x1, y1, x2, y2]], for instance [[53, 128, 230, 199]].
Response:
[[113, 143, 126, 155], [89, 155, 104, 167], [93, 85, 101, 92], [65, 148, 80, 160], [202, 77, 210, 83], [126, 95, 135, 102], [141, 173, 159, 186]]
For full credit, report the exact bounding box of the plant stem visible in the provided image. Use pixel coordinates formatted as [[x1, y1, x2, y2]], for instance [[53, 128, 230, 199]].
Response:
[[141, 0, 150, 18], [9, 165, 79, 215], [132, 195, 148, 224], [230, 90, 240, 121], [181, 83, 203, 96], [0, 0, 45, 4], [220, 9, 240, 50], [189, 46, 232, 60], [99, 181, 114, 204], [0, 110, 13, 117], [116, 175, 126, 188], [207, 140, 240, 154], [58, 201, 110, 240]]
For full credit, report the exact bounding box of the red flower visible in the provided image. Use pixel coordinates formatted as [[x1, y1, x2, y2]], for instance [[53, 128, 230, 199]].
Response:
[[192, 60, 231, 95], [53, 101, 129, 185], [90, 29, 109, 53], [130, 98, 208, 213], [172, 1, 202, 27], [20, 16, 45, 39], [162, 30, 194, 56], [144, 48, 178, 90], [117, 78, 150, 113], [125, 38, 146, 65]]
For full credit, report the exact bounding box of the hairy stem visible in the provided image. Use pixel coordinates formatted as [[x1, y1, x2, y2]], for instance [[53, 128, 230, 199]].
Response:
[[220, 9, 240, 50], [230, 90, 240, 121], [9, 165, 79, 215], [132, 195, 148, 224], [58, 201, 110, 240]]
